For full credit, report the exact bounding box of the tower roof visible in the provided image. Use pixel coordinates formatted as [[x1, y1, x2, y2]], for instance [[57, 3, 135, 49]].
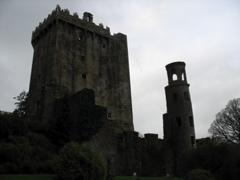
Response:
[[165, 61, 188, 86]]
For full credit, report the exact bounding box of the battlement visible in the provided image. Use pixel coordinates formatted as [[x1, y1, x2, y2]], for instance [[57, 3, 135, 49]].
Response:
[[122, 131, 164, 147], [32, 5, 111, 43]]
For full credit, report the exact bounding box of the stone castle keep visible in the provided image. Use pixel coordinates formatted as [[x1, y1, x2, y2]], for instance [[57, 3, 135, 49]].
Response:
[[27, 5, 196, 176], [28, 5, 133, 131]]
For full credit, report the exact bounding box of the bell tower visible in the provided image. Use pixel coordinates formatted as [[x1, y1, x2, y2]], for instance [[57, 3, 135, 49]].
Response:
[[163, 62, 196, 175]]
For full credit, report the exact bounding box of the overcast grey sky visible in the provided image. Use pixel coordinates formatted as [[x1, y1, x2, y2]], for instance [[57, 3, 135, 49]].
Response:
[[1, 0, 240, 139]]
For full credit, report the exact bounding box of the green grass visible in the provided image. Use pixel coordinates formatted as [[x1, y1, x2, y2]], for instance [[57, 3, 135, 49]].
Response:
[[0, 174, 57, 180], [0, 174, 183, 180], [113, 176, 183, 180]]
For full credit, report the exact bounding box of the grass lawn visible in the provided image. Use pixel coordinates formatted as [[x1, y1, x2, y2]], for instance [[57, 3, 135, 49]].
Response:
[[0, 174, 183, 180], [113, 176, 183, 180], [0, 174, 57, 180]]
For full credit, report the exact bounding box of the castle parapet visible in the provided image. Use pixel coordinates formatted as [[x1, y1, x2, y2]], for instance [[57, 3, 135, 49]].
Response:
[[121, 131, 163, 148], [32, 5, 111, 44], [144, 133, 164, 149], [144, 133, 158, 142]]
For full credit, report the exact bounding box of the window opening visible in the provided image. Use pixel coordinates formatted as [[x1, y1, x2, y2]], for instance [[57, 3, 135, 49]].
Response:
[[86, 15, 93, 22], [37, 101, 41, 115], [120, 74, 123, 80], [189, 116, 193, 126], [82, 73, 86, 79], [78, 33, 83, 41], [173, 93, 178, 102], [191, 136, 195, 147], [37, 74, 41, 84], [172, 74, 177, 81], [181, 72, 185, 81], [107, 112, 112, 118], [176, 117, 182, 127], [184, 92, 190, 101], [81, 56, 85, 61]]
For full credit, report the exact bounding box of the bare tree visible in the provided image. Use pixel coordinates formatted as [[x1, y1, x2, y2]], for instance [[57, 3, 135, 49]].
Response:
[[208, 98, 240, 144]]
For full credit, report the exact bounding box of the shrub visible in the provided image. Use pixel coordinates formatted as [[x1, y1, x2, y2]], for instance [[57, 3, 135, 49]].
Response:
[[56, 142, 106, 180], [185, 169, 215, 180]]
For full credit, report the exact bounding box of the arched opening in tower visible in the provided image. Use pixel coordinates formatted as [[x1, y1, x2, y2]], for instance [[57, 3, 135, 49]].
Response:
[[172, 74, 177, 81]]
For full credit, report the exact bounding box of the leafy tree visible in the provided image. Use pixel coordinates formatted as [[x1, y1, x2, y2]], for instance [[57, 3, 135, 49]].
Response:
[[56, 142, 106, 180], [13, 90, 28, 118], [179, 139, 240, 180], [0, 114, 28, 139], [50, 89, 106, 148], [185, 169, 215, 180], [0, 114, 56, 174], [208, 98, 240, 144]]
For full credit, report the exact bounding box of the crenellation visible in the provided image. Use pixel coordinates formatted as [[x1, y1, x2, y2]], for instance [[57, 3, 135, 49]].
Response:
[[63, 9, 70, 14], [32, 5, 111, 45], [55, 4, 61, 12], [32, 13, 56, 44], [99, 23, 104, 28], [73, 12, 78, 18], [28, 5, 133, 130], [27, 6, 196, 177]]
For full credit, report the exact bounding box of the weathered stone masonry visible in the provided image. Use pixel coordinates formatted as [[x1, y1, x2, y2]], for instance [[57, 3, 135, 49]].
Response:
[[163, 62, 196, 175], [28, 5, 133, 131], [27, 5, 196, 177]]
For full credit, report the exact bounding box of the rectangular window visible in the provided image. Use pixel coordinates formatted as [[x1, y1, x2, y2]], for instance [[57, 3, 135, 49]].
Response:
[[107, 112, 112, 118], [189, 116, 194, 126], [173, 93, 178, 102], [81, 56, 85, 61], [82, 73, 86, 79], [191, 136, 195, 147], [184, 92, 190, 101], [176, 117, 181, 127], [78, 34, 83, 41]]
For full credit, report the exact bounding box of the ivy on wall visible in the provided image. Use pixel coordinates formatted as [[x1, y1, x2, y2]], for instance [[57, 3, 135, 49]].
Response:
[[51, 88, 107, 147]]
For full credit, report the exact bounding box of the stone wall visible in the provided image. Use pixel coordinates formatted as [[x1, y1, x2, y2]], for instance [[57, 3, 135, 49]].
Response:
[[53, 88, 165, 177], [27, 5, 133, 130], [89, 123, 166, 177]]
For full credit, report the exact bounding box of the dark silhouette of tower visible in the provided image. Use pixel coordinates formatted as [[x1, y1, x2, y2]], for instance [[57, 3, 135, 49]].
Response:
[[25, 5, 199, 176], [163, 61, 196, 175], [27, 5, 133, 131]]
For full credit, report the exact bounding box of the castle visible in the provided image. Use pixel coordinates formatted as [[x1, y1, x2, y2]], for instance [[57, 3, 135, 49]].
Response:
[[28, 5, 133, 131], [27, 5, 196, 177]]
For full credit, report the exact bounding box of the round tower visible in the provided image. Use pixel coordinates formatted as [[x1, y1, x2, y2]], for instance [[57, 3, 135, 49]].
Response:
[[163, 62, 196, 175]]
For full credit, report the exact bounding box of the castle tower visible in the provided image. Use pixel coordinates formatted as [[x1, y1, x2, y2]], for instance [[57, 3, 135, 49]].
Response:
[[27, 5, 133, 131], [163, 62, 196, 174]]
